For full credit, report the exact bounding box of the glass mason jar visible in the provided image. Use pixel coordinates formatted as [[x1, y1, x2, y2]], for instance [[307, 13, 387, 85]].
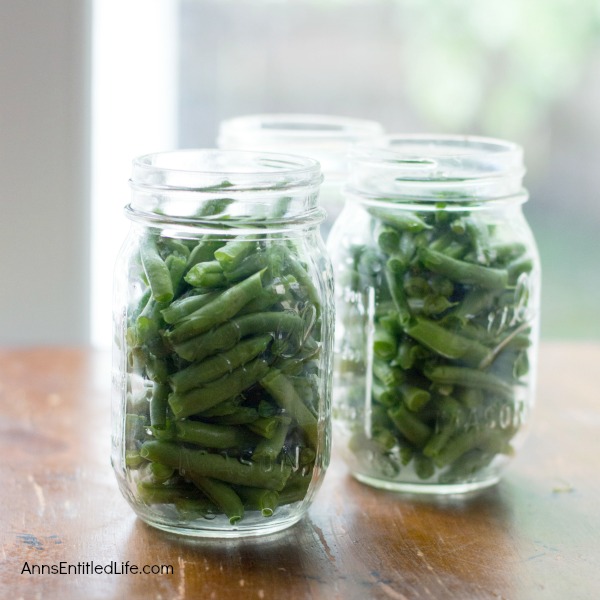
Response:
[[217, 114, 384, 239], [112, 149, 334, 537], [328, 135, 541, 494]]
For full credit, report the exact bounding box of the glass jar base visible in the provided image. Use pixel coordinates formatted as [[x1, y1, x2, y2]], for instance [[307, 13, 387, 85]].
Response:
[[137, 512, 305, 539], [352, 471, 500, 496]]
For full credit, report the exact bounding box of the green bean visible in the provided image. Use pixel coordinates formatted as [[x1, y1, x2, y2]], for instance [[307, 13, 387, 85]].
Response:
[[207, 408, 260, 425], [260, 369, 319, 449], [173, 420, 258, 449], [252, 421, 290, 461], [423, 397, 464, 458], [429, 276, 454, 298], [193, 194, 234, 213], [424, 365, 514, 400], [464, 217, 494, 264], [147, 462, 176, 484], [140, 234, 174, 303], [126, 414, 147, 450], [433, 427, 510, 469], [130, 287, 152, 324], [368, 207, 431, 232], [419, 248, 508, 290], [372, 381, 398, 407], [149, 383, 170, 429], [189, 476, 244, 525], [166, 253, 187, 294], [373, 327, 398, 360], [214, 239, 258, 271], [387, 404, 432, 448], [160, 291, 220, 325], [445, 288, 498, 323], [423, 295, 457, 315], [235, 486, 279, 517], [166, 270, 265, 343], [144, 352, 169, 384], [171, 335, 272, 393], [375, 223, 400, 254], [246, 416, 283, 439], [282, 248, 321, 311], [507, 254, 534, 282], [438, 449, 495, 483], [271, 196, 293, 219], [168, 357, 270, 418], [185, 238, 226, 272], [384, 267, 411, 327], [373, 359, 405, 387], [405, 317, 490, 367], [404, 275, 430, 298], [171, 311, 305, 362], [184, 260, 227, 288], [140, 441, 293, 491], [277, 472, 312, 505], [401, 384, 430, 412], [414, 454, 435, 479], [195, 396, 243, 417]]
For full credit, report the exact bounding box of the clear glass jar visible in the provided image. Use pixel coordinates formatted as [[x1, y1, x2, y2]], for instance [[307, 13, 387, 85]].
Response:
[[217, 114, 384, 239], [112, 149, 334, 537], [328, 135, 541, 494]]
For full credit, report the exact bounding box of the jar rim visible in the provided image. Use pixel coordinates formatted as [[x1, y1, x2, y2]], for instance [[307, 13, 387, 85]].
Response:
[[218, 113, 385, 144], [350, 134, 524, 181], [131, 148, 322, 192]]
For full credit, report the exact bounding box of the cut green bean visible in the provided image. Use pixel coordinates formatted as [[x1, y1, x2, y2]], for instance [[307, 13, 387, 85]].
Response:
[[184, 260, 227, 288], [168, 357, 270, 418], [160, 291, 220, 325], [235, 486, 279, 517], [424, 365, 514, 400], [405, 317, 490, 367], [253, 421, 290, 461], [140, 235, 174, 303], [387, 404, 432, 448], [215, 239, 258, 271], [140, 441, 293, 491], [260, 369, 319, 449], [174, 420, 258, 449], [166, 270, 265, 343], [419, 248, 508, 290], [170, 335, 272, 393], [189, 476, 244, 525], [171, 311, 305, 362], [149, 383, 170, 429]]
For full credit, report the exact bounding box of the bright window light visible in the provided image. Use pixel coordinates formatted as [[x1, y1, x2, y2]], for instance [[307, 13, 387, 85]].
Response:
[[91, 0, 178, 347]]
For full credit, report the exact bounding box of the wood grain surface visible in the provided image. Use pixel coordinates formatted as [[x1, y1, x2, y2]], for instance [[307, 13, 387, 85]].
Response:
[[1, 343, 599, 600]]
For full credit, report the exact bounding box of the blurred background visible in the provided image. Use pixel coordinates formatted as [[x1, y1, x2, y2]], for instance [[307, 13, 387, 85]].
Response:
[[1, 0, 599, 347]]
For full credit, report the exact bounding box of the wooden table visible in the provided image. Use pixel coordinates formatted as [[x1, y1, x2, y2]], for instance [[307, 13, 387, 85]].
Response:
[[1, 343, 599, 600]]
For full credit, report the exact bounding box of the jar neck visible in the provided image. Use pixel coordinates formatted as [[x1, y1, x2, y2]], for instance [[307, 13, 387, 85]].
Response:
[[127, 149, 325, 230], [347, 134, 527, 205]]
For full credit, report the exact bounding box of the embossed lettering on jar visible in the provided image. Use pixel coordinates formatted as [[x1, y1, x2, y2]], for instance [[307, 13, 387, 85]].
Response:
[[328, 135, 541, 494], [112, 150, 334, 536]]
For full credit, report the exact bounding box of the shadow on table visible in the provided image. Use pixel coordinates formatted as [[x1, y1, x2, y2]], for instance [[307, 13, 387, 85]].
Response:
[[112, 473, 523, 599], [114, 513, 351, 599]]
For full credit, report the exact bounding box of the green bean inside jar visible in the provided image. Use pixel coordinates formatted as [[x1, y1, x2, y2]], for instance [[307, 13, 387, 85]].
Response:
[[327, 135, 540, 494], [112, 150, 334, 536]]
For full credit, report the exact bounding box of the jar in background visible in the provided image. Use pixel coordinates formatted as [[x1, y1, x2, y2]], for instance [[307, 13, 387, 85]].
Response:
[[328, 135, 540, 494], [112, 149, 334, 536], [217, 114, 384, 238]]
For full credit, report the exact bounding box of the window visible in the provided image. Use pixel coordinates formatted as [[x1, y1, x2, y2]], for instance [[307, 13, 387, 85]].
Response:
[[90, 0, 600, 346]]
